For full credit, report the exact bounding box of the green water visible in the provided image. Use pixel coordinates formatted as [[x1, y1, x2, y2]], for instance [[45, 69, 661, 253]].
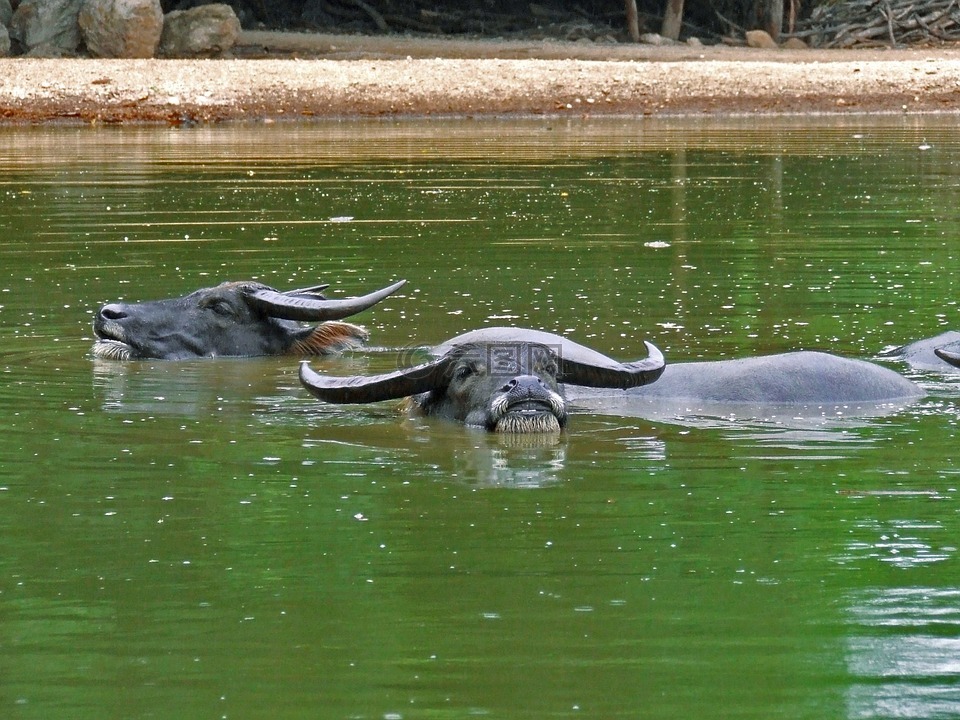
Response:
[[1, 117, 959, 719]]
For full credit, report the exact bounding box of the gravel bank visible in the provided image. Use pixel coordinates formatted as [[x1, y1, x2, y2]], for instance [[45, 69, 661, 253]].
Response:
[[2, 32, 959, 124]]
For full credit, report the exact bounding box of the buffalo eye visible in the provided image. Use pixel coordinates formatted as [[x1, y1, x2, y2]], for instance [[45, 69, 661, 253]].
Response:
[[203, 298, 237, 317], [454, 361, 479, 381]]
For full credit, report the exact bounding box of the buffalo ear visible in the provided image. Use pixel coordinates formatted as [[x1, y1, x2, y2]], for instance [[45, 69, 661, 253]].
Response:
[[300, 355, 456, 404], [246, 279, 406, 321], [290, 322, 369, 355]]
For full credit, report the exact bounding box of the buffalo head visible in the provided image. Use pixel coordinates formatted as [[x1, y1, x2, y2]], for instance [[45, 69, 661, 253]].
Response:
[[299, 327, 665, 433], [92, 279, 405, 360]]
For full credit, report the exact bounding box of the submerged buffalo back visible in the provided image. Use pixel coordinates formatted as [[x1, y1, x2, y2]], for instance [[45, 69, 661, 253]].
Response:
[[620, 351, 921, 403]]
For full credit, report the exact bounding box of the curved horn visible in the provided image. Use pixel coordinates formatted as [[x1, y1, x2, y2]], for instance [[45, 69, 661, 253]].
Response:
[[246, 279, 406, 321], [935, 346, 960, 368], [560, 341, 665, 389], [284, 283, 329, 294], [300, 355, 454, 404]]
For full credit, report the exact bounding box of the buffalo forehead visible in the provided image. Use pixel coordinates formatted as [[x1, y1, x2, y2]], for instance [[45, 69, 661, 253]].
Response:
[[434, 327, 627, 370], [447, 342, 555, 376]]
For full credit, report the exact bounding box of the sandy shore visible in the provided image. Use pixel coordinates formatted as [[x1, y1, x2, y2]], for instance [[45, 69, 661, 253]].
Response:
[[2, 31, 960, 124]]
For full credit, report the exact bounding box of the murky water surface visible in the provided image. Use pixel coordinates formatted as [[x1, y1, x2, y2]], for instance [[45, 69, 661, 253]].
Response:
[[2, 117, 960, 719]]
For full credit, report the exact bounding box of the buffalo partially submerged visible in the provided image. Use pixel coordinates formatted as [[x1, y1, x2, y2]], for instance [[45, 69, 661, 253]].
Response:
[[92, 279, 405, 360], [300, 327, 665, 433], [302, 327, 923, 431]]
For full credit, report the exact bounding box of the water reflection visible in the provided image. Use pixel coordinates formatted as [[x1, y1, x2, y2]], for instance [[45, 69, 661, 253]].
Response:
[[568, 393, 918, 431], [304, 423, 582, 488], [838, 516, 956, 569], [445, 431, 570, 488], [91, 357, 301, 415], [846, 587, 960, 719]]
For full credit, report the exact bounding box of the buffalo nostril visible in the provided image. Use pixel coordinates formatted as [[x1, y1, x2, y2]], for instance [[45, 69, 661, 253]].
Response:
[[500, 378, 519, 392], [516, 376, 547, 395], [99, 304, 128, 321]]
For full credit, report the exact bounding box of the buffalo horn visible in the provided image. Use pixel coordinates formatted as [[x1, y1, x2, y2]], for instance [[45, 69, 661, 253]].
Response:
[[300, 355, 454, 404], [246, 279, 406, 321], [284, 283, 330, 295], [935, 346, 960, 368], [560, 341, 665, 389]]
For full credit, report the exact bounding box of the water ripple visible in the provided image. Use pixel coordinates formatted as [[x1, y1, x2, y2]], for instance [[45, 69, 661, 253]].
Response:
[[846, 587, 960, 720]]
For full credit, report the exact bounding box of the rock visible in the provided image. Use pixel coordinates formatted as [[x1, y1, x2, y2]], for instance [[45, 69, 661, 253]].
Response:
[[0, 25, 9, 57], [640, 32, 679, 47], [745, 29, 779, 49], [9, 0, 83, 55], [160, 3, 241, 58], [80, 0, 163, 58], [781, 37, 808, 50], [24, 42, 69, 58], [0, 0, 12, 28]]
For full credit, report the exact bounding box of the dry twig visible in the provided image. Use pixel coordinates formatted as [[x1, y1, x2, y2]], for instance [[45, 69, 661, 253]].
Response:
[[797, 0, 960, 47]]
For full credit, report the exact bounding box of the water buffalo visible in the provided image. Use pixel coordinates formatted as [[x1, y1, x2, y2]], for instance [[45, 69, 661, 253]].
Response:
[[301, 327, 923, 430], [92, 279, 405, 360], [299, 327, 666, 433]]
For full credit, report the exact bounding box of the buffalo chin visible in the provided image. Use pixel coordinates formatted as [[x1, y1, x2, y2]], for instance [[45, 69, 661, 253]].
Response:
[[493, 410, 563, 434], [92, 339, 134, 361]]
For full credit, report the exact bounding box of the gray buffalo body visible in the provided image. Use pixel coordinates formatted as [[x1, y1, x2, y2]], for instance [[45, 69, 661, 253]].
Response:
[[566, 349, 922, 425], [605, 351, 922, 404], [300, 327, 665, 433], [92, 279, 405, 360]]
